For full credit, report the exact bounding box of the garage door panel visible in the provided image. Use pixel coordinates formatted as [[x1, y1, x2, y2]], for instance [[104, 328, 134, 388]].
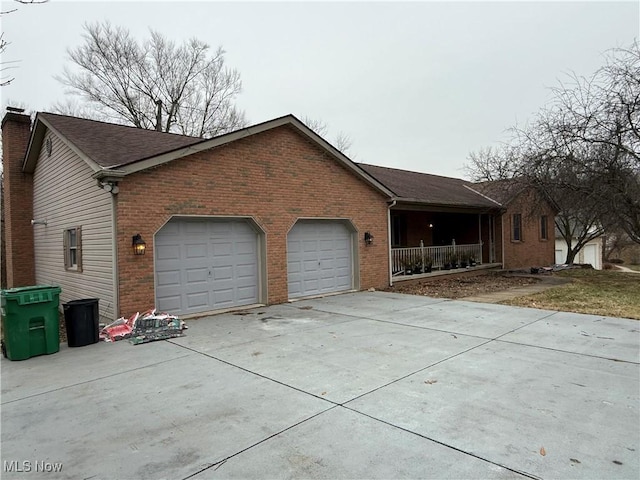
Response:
[[303, 279, 320, 292], [237, 285, 258, 302], [212, 265, 233, 280], [303, 259, 319, 271], [185, 267, 208, 283], [236, 264, 257, 279], [156, 271, 181, 287], [156, 294, 181, 312], [156, 244, 181, 261], [185, 221, 208, 235], [212, 241, 233, 256], [288, 221, 353, 299], [156, 218, 260, 315], [235, 239, 257, 255], [303, 240, 318, 253], [186, 291, 210, 310], [212, 288, 234, 305], [185, 243, 208, 259], [160, 221, 180, 236]]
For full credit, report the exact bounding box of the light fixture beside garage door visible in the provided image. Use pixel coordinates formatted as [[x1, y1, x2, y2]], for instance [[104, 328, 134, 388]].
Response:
[[364, 231, 374, 245], [132, 234, 146, 255]]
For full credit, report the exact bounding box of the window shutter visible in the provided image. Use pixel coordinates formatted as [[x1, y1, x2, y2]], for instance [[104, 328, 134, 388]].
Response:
[[63, 229, 69, 268], [76, 226, 83, 272]]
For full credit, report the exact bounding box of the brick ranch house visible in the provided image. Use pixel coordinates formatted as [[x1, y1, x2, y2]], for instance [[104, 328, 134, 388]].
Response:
[[2, 109, 555, 321]]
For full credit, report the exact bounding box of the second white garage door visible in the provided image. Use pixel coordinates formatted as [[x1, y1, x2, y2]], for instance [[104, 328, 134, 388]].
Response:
[[287, 221, 354, 299], [155, 218, 260, 316]]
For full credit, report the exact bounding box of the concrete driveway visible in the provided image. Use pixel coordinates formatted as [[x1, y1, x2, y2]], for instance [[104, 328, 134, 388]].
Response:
[[1, 291, 638, 479]]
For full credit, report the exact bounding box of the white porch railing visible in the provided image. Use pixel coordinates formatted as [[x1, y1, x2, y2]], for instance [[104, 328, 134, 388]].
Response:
[[392, 242, 483, 275]]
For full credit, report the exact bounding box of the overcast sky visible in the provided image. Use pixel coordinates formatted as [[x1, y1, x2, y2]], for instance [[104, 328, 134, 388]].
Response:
[[1, 0, 638, 178]]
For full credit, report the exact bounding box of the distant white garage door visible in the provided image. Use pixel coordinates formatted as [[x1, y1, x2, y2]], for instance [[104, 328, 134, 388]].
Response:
[[583, 244, 598, 269], [287, 221, 353, 299], [155, 218, 259, 315]]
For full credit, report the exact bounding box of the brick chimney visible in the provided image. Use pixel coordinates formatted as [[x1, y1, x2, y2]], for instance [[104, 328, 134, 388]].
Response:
[[2, 108, 35, 287]]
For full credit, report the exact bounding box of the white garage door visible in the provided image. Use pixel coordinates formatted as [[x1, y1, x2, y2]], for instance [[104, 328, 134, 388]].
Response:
[[583, 244, 598, 269], [287, 221, 353, 299], [155, 218, 259, 315]]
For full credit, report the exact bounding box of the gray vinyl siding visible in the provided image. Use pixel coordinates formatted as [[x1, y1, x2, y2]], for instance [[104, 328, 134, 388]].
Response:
[[32, 131, 116, 321]]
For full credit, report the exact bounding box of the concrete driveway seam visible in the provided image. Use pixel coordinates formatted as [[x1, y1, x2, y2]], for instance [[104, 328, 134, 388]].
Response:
[[0, 352, 194, 406], [181, 405, 341, 480], [352, 308, 557, 342], [336, 309, 562, 408], [339, 337, 496, 407], [294, 296, 562, 343], [335, 308, 560, 408], [167, 339, 342, 406], [495, 338, 640, 364], [341, 405, 542, 480]]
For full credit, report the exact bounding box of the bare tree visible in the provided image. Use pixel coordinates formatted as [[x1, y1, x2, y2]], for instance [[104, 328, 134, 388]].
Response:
[[465, 146, 519, 182], [604, 227, 637, 261], [302, 116, 353, 155], [467, 42, 640, 254], [56, 21, 246, 137], [1, 1, 49, 86]]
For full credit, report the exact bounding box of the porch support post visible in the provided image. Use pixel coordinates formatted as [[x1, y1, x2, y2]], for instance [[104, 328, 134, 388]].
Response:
[[387, 200, 396, 286], [478, 214, 482, 263]]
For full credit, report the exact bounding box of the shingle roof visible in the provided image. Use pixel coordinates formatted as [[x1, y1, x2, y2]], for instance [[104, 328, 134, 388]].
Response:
[[472, 179, 525, 206], [358, 163, 501, 209], [39, 112, 204, 168], [31, 113, 507, 210]]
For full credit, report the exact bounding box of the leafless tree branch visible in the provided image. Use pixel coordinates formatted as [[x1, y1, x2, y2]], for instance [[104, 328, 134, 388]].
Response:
[[55, 21, 246, 137], [466, 41, 640, 251]]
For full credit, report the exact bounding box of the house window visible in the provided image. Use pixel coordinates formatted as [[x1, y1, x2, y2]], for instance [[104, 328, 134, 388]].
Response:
[[64, 227, 82, 271], [391, 215, 406, 247], [512, 214, 522, 241], [540, 215, 548, 240]]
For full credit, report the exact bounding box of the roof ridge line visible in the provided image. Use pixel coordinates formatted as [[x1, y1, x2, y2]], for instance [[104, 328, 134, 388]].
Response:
[[463, 184, 503, 207]]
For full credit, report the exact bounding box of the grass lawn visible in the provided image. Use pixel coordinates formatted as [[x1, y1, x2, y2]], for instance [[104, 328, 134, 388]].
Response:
[[626, 264, 640, 272], [503, 269, 640, 320]]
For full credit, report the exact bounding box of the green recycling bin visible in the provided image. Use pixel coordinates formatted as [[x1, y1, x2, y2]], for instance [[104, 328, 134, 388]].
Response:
[[1, 285, 61, 361]]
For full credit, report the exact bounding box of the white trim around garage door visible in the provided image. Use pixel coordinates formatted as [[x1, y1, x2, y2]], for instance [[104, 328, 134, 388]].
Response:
[[154, 215, 267, 316], [286, 218, 360, 300]]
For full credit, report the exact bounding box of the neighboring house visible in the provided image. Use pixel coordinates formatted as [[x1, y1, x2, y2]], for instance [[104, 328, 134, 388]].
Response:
[[554, 231, 604, 270], [2, 109, 556, 321]]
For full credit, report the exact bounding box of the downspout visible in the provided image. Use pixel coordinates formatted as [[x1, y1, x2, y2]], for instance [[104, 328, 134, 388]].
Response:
[[388, 199, 396, 286], [111, 191, 120, 320]]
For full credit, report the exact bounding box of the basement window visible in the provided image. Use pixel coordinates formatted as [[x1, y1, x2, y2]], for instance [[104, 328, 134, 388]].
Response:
[[64, 227, 83, 271], [512, 214, 522, 242]]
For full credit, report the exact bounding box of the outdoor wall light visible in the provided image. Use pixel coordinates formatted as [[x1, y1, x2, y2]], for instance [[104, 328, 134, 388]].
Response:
[[364, 231, 374, 245], [132, 234, 146, 255]]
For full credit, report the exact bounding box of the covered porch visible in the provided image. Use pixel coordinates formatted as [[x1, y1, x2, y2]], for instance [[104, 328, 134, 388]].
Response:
[[390, 207, 502, 278]]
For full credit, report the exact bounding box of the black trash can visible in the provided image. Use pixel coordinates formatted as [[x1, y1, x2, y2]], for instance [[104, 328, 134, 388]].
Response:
[[63, 299, 99, 347]]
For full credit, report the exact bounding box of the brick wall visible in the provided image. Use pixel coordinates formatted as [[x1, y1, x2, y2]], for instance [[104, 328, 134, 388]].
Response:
[[1, 111, 35, 287], [115, 125, 390, 315], [502, 188, 556, 269]]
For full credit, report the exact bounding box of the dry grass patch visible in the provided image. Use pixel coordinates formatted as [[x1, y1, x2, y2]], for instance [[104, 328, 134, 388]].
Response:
[[503, 269, 640, 320]]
